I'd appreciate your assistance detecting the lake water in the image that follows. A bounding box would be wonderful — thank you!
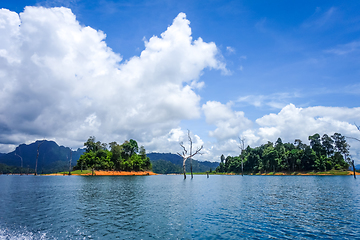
[0,175,359,239]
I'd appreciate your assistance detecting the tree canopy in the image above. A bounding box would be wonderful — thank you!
[216,133,351,174]
[74,137,151,172]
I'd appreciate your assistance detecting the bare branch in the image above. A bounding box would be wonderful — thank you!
[188,130,193,156]
[238,137,245,176]
[345,136,360,142]
[238,137,245,151]
[355,122,360,131]
[189,145,203,158]
[179,142,187,155]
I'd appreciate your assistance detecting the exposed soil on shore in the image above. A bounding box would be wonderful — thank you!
[87,170,157,176]
[45,170,156,176]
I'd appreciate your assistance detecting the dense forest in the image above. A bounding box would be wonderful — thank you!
[216,133,351,174]
[74,137,152,172]
[0,163,34,174]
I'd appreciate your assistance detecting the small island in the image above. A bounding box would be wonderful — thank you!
[71,137,153,176]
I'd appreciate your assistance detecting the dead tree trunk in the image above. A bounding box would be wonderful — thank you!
[68,149,72,175]
[189,134,193,179]
[182,157,188,179]
[15,151,23,175]
[238,137,245,176]
[352,160,356,179]
[345,133,359,178]
[35,141,45,176]
[177,130,203,180]
[190,159,193,179]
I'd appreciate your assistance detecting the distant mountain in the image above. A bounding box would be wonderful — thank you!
[151,159,182,174]
[0,142,219,174]
[148,153,219,174]
[0,140,85,174]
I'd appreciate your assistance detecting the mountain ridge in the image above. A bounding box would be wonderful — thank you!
[0,140,85,173]
[0,141,219,174]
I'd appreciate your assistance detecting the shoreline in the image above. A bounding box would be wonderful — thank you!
[46,170,157,176]
[1,170,358,176]
[210,170,360,176]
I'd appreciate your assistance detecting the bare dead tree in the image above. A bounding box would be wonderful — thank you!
[188,131,194,179]
[238,137,245,176]
[348,123,360,178]
[68,149,72,175]
[355,122,360,131]
[345,136,360,142]
[35,140,45,176]
[177,130,203,179]
[14,149,23,175]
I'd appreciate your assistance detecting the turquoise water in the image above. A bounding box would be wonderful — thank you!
[0,175,359,239]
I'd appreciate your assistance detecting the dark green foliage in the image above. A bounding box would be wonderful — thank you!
[0,163,34,174]
[151,159,182,174]
[216,133,350,174]
[74,137,151,172]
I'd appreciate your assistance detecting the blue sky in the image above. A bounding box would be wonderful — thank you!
[1,0,360,162]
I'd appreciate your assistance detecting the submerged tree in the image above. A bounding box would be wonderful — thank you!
[177,130,203,179]
[238,137,245,176]
[34,140,45,176]
[14,147,23,175]
[68,149,72,175]
[345,123,360,142]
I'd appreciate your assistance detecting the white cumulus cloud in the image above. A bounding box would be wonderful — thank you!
[0,7,226,152]
[201,103,360,163]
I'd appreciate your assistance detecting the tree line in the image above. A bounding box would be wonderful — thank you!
[74,136,152,172]
[216,133,351,174]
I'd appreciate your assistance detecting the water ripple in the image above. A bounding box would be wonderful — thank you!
[1,175,360,239]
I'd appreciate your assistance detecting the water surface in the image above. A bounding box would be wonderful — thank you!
[0,175,359,239]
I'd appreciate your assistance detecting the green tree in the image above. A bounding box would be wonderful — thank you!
[76,137,151,172]
[302,146,316,170]
[332,133,351,164]
[84,136,102,153]
[110,143,123,170]
[321,134,334,157]
[309,133,323,157]
[220,154,225,164]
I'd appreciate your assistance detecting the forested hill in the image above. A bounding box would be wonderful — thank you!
[0,140,85,173]
[148,153,219,174]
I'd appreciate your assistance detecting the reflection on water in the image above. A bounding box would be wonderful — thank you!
[0,175,359,239]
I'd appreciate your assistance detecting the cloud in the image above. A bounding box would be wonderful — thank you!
[201,103,360,163]
[237,92,300,109]
[0,7,226,152]
[226,46,235,54]
[202,101,252,141]
[302,7,337,29]
[253,104,360,160]
[325,41,360,55]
